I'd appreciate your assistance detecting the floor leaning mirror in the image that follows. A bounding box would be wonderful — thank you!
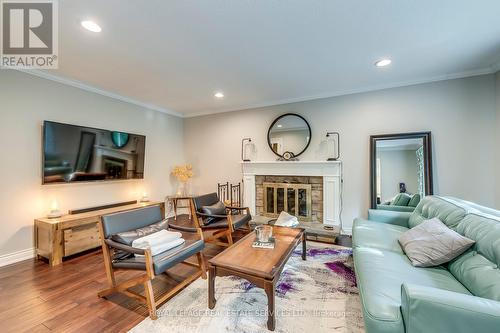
[370,132,433,211]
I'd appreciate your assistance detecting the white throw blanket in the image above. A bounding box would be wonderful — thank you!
[274,211,299,227]
[132,230,185,256]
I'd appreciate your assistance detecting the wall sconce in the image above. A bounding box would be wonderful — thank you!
[47,199,63,219]
[241,138,252,162]
[326,132,340,161]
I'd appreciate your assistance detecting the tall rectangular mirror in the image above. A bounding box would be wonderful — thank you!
[370,132,433,210]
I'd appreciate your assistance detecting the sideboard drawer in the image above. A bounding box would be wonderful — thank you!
[63,223,101,256]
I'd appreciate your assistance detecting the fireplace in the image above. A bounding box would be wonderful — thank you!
[102,156,128,179]
[242,161,342,229]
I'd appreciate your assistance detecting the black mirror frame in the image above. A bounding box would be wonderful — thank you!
[267,113,312,159]
[370,131,433,209]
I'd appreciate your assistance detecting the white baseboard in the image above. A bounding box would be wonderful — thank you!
[0,248,35,267]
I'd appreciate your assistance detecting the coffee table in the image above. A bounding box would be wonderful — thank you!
[208,226,306,331]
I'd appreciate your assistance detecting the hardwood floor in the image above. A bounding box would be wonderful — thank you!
[0,215,351,332]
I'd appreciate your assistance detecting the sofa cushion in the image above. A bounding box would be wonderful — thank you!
[354,247,472,333]
[398,218,475,267]
[408,193,421,207]
[392,193,411,206]
[449,212,500,301]
[352,218,407,253]
[408,196,467,229]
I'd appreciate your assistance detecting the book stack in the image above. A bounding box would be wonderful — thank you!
[252,237,275,249]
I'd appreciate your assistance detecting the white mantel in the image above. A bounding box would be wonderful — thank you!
[241,161,342,228]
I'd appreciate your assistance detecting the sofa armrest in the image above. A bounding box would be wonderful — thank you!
[367,209,411,227]
[401,283,500,333]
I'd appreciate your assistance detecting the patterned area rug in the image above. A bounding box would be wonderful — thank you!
[130,244,364,333]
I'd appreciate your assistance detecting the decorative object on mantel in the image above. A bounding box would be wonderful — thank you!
[240,137,252,161]
[267,113,311,161]
[47,199,63,219]
[171,164,193,196]
[326,131,340,161]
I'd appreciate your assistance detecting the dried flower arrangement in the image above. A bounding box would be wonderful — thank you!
[171,164,193,183]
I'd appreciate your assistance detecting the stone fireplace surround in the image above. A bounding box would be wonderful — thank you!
[241,161,342,228]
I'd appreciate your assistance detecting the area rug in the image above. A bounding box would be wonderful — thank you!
[129,244,364,333]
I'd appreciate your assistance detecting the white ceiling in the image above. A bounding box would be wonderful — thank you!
[36,0,500,117]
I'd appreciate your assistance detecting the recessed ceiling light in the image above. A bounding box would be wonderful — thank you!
[81,20,102,33]
[277,124,283,128]
[375,59,392,67]
[214,92,224,99]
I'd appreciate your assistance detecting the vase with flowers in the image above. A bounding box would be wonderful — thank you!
[171,164,193,196]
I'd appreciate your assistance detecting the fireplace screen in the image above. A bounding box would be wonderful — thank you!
[263,182,312,221]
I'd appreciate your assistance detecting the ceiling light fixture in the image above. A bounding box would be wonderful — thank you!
[277,124,283,128]
[81,20,102,33]
[214,92,224,99]
[375,58,392,67]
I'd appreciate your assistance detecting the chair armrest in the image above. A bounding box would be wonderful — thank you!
[104,239,145,255]
[367,209,411,227]
[225,205,249,210]
[401,283,500,333]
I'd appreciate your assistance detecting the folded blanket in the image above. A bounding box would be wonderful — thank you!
[274,211,299,227]
[131,229,182,249]
[134,237,186,257]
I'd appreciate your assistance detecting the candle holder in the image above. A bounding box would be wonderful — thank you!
[47,199,63,219]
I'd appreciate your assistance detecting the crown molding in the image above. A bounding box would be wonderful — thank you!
[184,66,497,118]
[15,65,498,119]
[16,69,183,118]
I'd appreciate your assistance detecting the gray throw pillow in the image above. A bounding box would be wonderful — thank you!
[398,217,475,267]
[200,201,226,225]
[111,219,169,245]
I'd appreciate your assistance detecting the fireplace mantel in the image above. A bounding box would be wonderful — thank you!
[241,161,342,228]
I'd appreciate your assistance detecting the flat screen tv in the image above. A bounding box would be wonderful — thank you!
[42,121,146,184]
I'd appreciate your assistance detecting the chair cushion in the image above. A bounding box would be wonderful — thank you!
[110,219,169,245]
[101,205,163,238]
[398,218,475,267]
[112,238,205,275]
[200,201,226,225]
[354,247,471,333]
[352,218,407,253]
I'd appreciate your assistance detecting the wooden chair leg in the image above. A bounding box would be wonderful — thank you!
[227,230,234,246]
[144,280,158,320]
[197,252,207,279]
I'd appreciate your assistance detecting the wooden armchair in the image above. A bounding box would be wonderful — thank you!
[97,205,206,320]
[190,192,251,247]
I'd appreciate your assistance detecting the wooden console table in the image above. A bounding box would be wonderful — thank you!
[34,201,165,266]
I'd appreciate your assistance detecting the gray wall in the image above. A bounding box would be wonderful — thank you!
[378,149,419,203]
[496,71,500,208]
[184,74,497,233]
[0,70,184,258]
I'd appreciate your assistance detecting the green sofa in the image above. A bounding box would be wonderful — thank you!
[352,195,500,333]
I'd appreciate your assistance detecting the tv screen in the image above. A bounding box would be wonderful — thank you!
[42,121,146,184]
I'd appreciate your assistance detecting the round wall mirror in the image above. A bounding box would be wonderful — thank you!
[267,113,311,159]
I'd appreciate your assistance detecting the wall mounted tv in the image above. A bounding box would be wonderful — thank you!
[42,121,146,184]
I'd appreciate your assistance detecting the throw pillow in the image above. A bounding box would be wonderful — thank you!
[408,193,421,207]
[200,201,226,225]
[398,217,475,267]
[392,193,411,206]
[111,219,169,245]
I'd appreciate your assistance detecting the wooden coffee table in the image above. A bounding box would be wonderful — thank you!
[208,226,306,331]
